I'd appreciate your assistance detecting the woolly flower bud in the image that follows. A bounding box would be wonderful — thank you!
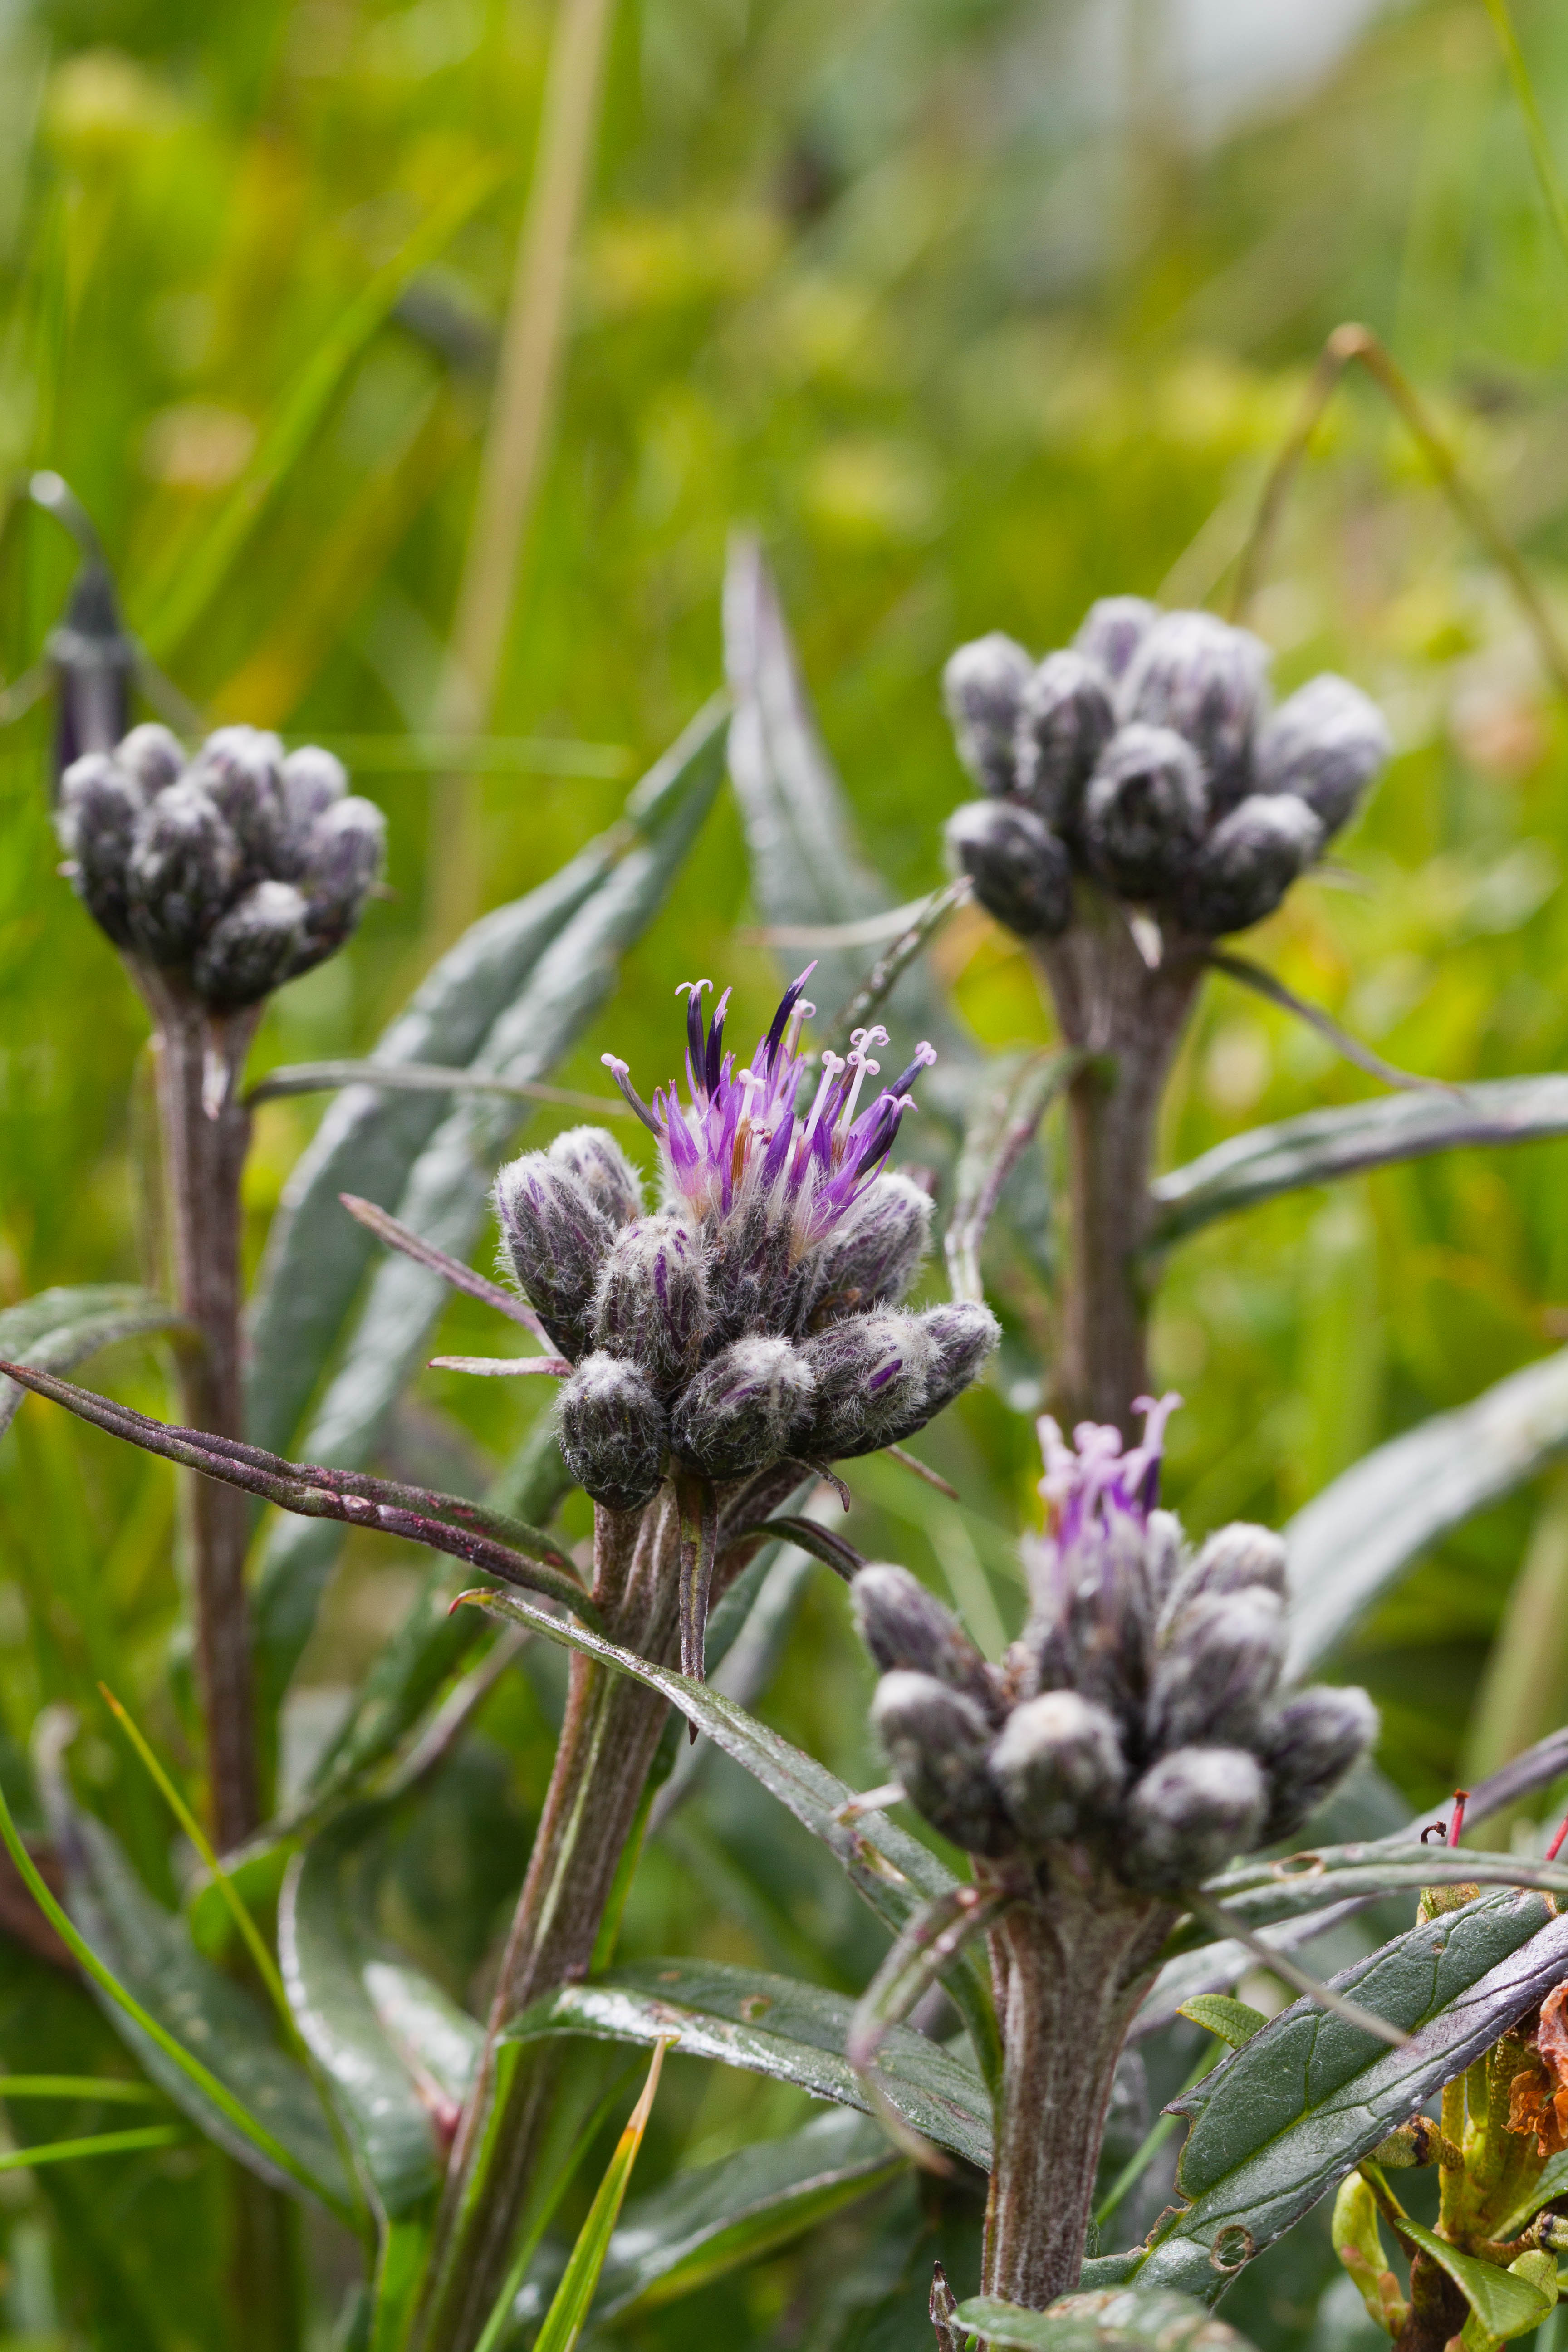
[1122,1745,1267,1890]
[125,783,241,965]
[871,1671,1015,1857]
[1256,674,1391,840]
[943,632,1032,797]
[1073,595,1158,683]
[115,724,183,797]
[592,1214,707,1395]
[669,1334,815,1482]
[851,1565,999,1718]
[1083,725,1207,902]
[279,744,348,833]
[1014,651,1116,833]
[548,1127,644,1228]
[294,797,387,963]
[946,800,1073,939]
[1257,1685,1379,1844]
[1148,1587,1285,1752]
[494,1153,616,1362]
[1164,1523,1288,1618]
[911,1302,1000,1426]
[188,725,286,880]
[55,753,142,947]
[1124,611,1269,805]
[191,879,308,1010]
[807,1172,932,1321]
[558,1351,667,1514]
[795,1310,934,1462]
[991,1690,1126,1844]
[1175,794,1322,938]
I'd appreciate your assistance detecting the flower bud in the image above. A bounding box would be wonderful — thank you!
[494,1153,617,1361]
[125,784,241,965]
[591,1214,707,1395]
[797,1310,935,1461]
[1255,675,1390,840]
[279,744,348,834]
[55,753,142,948]
[546,1127,644,1228]
[851,1565,1000,1718]
[991,1689,1126,1843]
[870,1671,1015,1857]
[669,1333,815,1482]
[188,725,286,880]
[1082,725,1207,902]
[1256,1685,1378,1843]
[191,879,309,1009]
[1123,611,1269,804]
[114,724,183,797]
[1122,1744,1267,1889]
[294,796,387,963]
[1073,595,1158,683]
[1169,1523,1288,1610]
[1149,1587,1285,1751]
[1143,1509,1186,1603]
[1014,651,1117,835]
[1174,794,1322,937]
[946,799,1073,939]
[943,633,1033,796]
[807,1172,932,1320]
[558,1350,667,1513]
[904,1302,1000,1430]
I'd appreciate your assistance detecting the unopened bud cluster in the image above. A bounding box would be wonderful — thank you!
[856,1400,1375,1890]
[943,599,1390,941]
[493,973,997,1514]
[55,723,385,1010]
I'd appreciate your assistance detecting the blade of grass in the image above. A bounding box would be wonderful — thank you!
[0,2124,189,2170]
[470,2063,642,2352]
[0,2076,164,2102]
[1481,0,1568,271]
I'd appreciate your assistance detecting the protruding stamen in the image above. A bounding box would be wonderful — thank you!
[837,1048,880,1134]
[601,1053,661,1134]
[762,963,818,1068]
[1449,1788,1468,1847]
[1548,1817,1568,1863]
[803,1051,845,1143]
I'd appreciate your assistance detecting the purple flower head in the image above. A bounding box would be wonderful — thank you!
[602,966,937,1258]
[1036,1392,1183,1562]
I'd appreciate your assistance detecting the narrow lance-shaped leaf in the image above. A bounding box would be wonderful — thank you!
[846,1883,1009,2167]
[945,1049,1079,1302]
[526,2038,670,2352]
[0,1287,190,1442]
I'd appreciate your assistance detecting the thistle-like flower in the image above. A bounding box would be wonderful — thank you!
[856,1397,1375,1889]
[54,722,385,1009]
[492,969,998,1569]
[942,600,1391,942]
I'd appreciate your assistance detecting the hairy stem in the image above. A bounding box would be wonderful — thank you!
[980,1878,1173,2307]
[1032,895,1202,1437]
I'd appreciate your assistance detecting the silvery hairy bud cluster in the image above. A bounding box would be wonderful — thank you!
[54,723,385,1010]
[856,1399,1376,1888]
[492,970,999,1516]
[942,598,1390,941]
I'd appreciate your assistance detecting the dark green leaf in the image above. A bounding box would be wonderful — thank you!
[359,1959,481,2112]
[1174,1997,1269,2048]
[956,2287,1259,2350]
[505,1957,991,2170]
[0,1286,188,1441]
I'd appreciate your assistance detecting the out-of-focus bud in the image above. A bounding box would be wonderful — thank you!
[188,726,286,881]
[592,1214,708,1395]
[871,1671,1016,1857]
[1082,725,1207,902]
[669,1334,815,1481]
[1143,1510,1186,1604]
[115,724,183,797]
[1255,675,1390,840]
[851,1565,1000,1718]
[192,879,308,1009]
[946,800,1073,939]
[991,1689,1126,1843]
[1122,1744,1267,1888]
[808,1172,932,1320]
[55,753,142,948]
[558,1350,667,1513]
[1123,612,1269,805]
[1159,1524,1288,1628]
[1073,596,1158,683]
[46,560,136,775]
[494,1153,616,1362]
[906,1302,1000,1429]
[943,633,1033,796]
[1175,794,1322,937]
[1148,1588,1285,1751]
[796,1310,933,1460]
[294,797,387,963]
[547,1127,645,1229]
[279,744,348,834]
[1014,651,1116,833]
[125,783,241,965]
[1256,1685,1378,1843]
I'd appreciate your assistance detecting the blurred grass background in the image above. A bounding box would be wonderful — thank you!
[5,0,1568,2340]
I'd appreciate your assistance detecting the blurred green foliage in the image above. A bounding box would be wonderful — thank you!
[6,0,1568,2340]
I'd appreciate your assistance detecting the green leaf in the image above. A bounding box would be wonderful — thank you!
[1392,2213,1553,2341]
[250,700,726,1707]
[1149,1076,1568,1247]
[1133,1888,1568,2301]
[591,2104,900,2318]
[360,1959,482,2112]
[526,2038,669,2352]
[1495,2146,1568,2244]
[1285,1344,1568,1674]
[0,1286,187,1441]
[1190,1842,1568,1931]
[504,1957,991,2171]
[0,2123,189,2171]
[956,2288,1259,2350]
[1174,1996,1269,2048]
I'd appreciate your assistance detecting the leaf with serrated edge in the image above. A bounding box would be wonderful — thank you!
[1133,1888,1568,2301]
[0,1287,187,1441]
[956,2288,1259,2350]
[504,1958,990,2171]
